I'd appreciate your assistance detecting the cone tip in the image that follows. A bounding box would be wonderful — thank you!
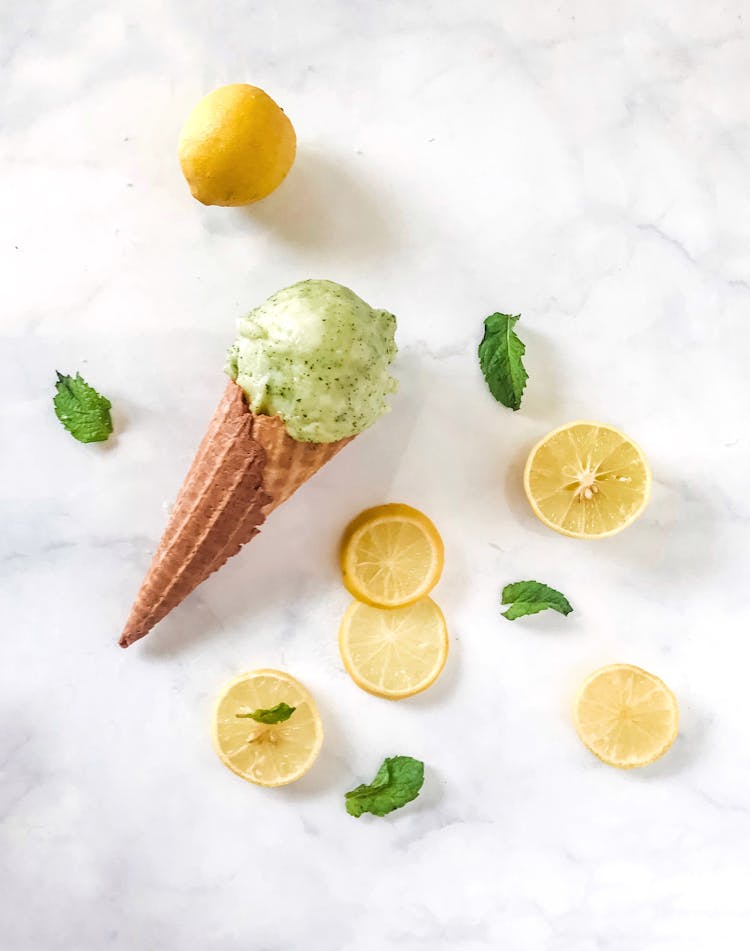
[119,626,144,649]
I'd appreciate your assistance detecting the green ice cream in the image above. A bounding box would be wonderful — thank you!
[227,280,398,443]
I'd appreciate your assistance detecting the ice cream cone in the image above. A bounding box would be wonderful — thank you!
[119,381,351,648]
[249,409,352,514]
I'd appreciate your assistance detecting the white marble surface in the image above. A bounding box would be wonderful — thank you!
[2,1,750,948]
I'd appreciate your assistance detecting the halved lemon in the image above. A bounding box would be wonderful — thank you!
[211,669,323,786]
[340,503,444,608]
[524,421,651,539]
[339,597,449,700]
[573,663,679,769]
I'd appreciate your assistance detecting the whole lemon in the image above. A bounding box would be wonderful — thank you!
[178,84,296,206]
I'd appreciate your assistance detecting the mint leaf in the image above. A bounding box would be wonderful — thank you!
[345,755,424,818]
[478,313,528,410]
[53,372,113,443]
[235,702,295,724]
[501,581,573,620]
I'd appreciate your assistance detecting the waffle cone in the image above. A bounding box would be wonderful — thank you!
[120,381,352,648]
[249,411,352,514]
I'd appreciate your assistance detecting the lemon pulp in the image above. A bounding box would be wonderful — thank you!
[340,503,444,608]
[573,663,679,768]
[339,597,448,700]
[524,421,651,538]
[212,669,323,786]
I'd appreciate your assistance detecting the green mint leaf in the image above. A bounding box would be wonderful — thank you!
[235,702,296,724]
[345,755,424,818]
[501,580,573,620]
[478,313,528,411]
[53,372,113,443]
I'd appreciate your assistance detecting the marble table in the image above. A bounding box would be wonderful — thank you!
[2,2,749,948]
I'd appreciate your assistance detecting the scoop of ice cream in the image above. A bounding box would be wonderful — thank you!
[227,280,398,443]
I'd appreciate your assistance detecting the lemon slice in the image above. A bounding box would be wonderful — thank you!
[524,421,651,539]
[340,503,444,608]
[211,669,323,786]
[573,664,679,768]
[339,597,448,700]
